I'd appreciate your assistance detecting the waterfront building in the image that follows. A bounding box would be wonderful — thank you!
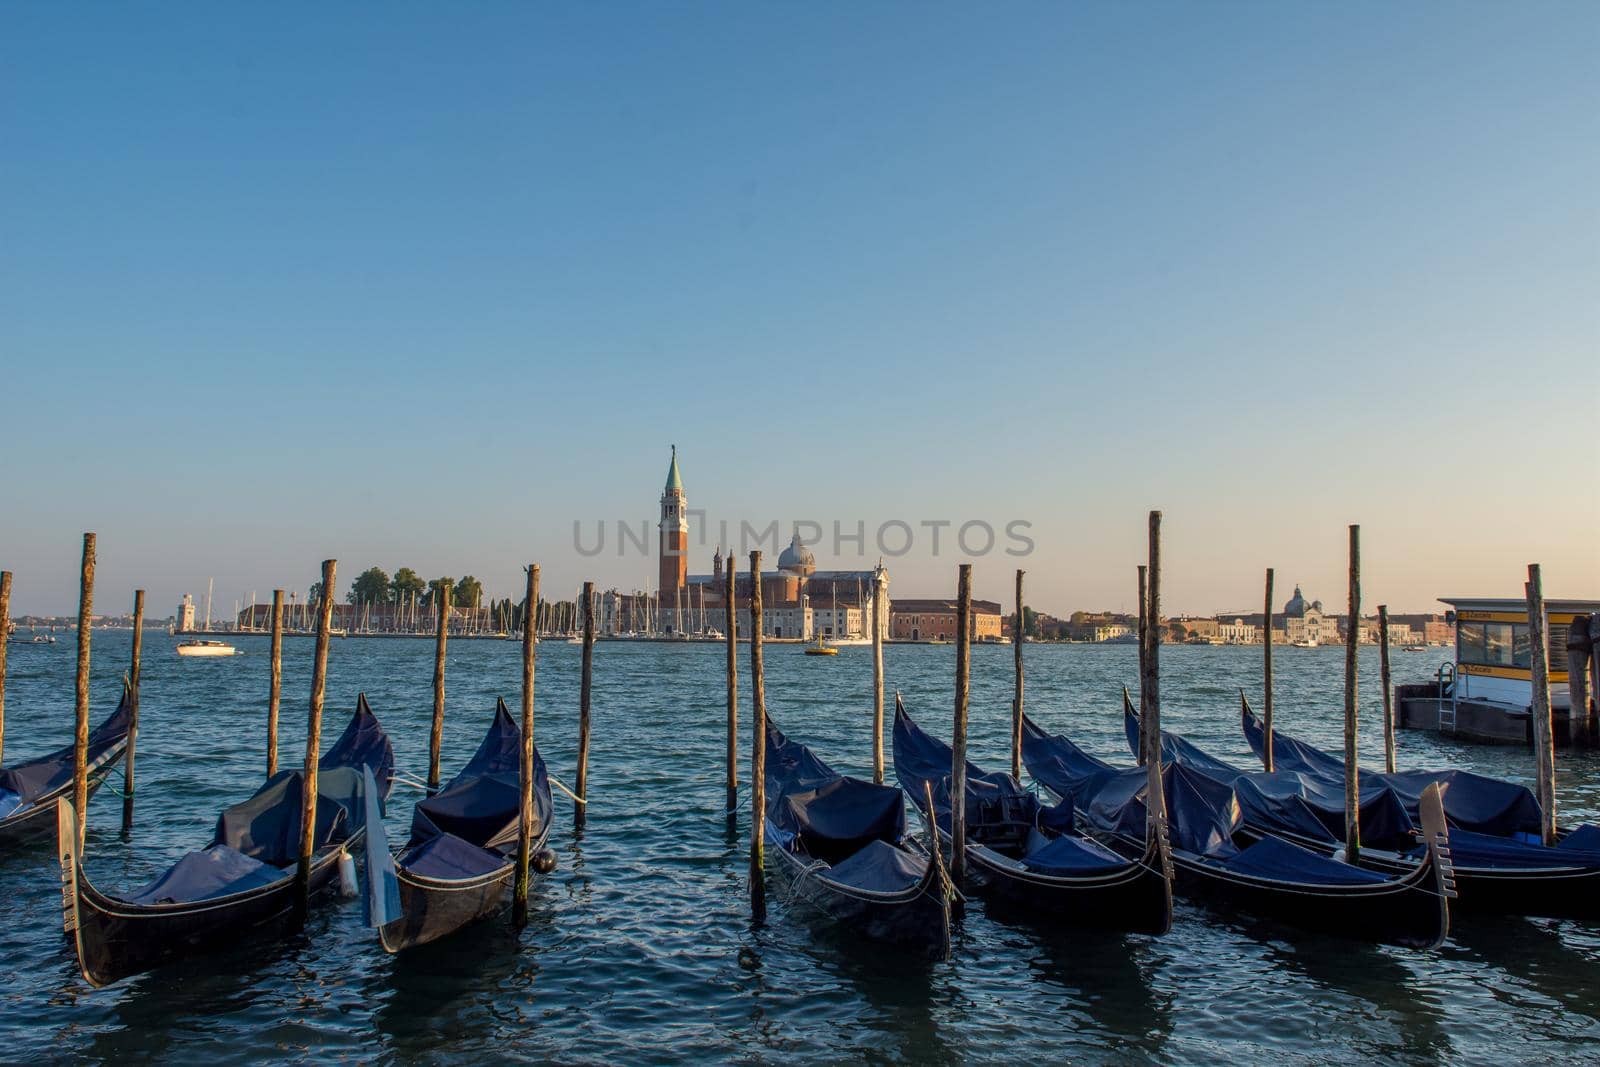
[1063,611,1137,642]
[890,598,1004,642]
[176,594,196,634]
[1217,617,1259,644]
[650,448,889,638]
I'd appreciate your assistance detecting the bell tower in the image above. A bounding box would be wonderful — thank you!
[659,445,688,632]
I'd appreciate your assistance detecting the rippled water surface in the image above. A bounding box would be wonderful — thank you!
[3,633,1599,1064]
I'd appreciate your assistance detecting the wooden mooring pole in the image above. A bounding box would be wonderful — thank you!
[1379,604,1396,774]
[1142,513,1167,839]
[294,559,336,924]
[120,589,144,833]
[749,551,767,922]
[267,590,284,777]
[0,570,10,765]
[428,580,452,793]
[1262,568,1275,772]
[952,564,971,885]
[1136,564,1148,765]
[724,556,738,818]
[1565,615,1593,749]
[513,564,539,928]
[1011,568,1024,781]
[73,534,95,849]
[1526,564,1557,846]
[1343,527,1361,865]
[871,568,886,785]
[575,580,595,831]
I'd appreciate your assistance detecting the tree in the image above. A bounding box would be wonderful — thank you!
[349,566,392,606]
[391,567,426,604]
[1168,621,1189,643]
[425,577,455,608]
[1021,606,1040,638]
[308,580,325,605]
[454,575,483,610]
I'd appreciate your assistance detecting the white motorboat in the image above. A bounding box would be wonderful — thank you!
[176,639,238,658]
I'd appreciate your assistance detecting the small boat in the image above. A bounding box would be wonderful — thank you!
[1239,698,1600,918]
[892,697,1171,933]
[1402,645,1428,653]
[365,698,553,952]
[1021,711,1454,948]
[58,696,395,988]
[803,635,838,656]
[1,682,133,847]
[176,639,237,658]
[764,720,952,952]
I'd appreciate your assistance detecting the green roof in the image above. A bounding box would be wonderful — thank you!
[665,446,683,492]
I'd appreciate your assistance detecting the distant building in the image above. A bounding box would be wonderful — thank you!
[176,594,196,634]
[891,599,1003,641]
[1217,617,1259,644]
[1063,611,1137,642]
[645,449,890,639]
[1389,613,1454,645]
[1172,617,1219,642]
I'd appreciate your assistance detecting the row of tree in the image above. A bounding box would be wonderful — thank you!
[340,566,486,610]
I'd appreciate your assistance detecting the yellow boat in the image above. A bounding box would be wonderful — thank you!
[804,635,838,656]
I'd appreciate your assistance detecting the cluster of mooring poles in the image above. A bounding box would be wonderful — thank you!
[6,537,602,941]
[730,532,1136,919]
[723,510,1577,940]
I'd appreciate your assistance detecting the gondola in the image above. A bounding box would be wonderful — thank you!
[1237,697,1600,918]
[57,694,395,988]
[764,719,952,953]
[364,698,553,952]
[1021,711,1455,949]
[0,680,133,848]
[891,697,1171,934]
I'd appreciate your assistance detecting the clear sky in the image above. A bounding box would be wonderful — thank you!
[2,3,1596,618]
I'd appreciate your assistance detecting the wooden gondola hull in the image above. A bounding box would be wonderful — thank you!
[963,835,1172,936]
[1165,847,1448,949]
[58,802,354,989]
[378,864,515,953]
[766,840,950,955]
[1356,853,1600,920]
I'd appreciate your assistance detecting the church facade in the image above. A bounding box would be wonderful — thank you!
[647,448,889,640]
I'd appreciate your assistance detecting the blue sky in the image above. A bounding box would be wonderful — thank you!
[2,3,1596,617]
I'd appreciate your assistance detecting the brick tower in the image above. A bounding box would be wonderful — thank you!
[659,445,688,633]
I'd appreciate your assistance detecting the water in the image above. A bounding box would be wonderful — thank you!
[4,633,1600,1064]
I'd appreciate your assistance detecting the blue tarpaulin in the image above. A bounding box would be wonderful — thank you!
[399,699,549,881]
[1241,703,1545,838]
[0,683,133,805]
[1125,703,1414,848]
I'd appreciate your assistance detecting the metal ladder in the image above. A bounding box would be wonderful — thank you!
[1436,662,1457,734]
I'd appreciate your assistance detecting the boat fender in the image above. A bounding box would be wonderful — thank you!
[1332,847,1347,865]
[337,848,359,897]
[534,849,558,875]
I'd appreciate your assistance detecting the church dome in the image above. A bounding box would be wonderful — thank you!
[1284,586,1308,618]
[777,532,816,575]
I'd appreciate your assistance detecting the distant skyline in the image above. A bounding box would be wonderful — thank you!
[3,5,1596,616]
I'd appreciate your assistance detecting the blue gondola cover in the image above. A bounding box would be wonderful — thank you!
[0,685,133,806]
[1242,704,1544,838]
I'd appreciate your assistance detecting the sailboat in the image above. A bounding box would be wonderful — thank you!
[830,576,873,646]
[178,577,237,655]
